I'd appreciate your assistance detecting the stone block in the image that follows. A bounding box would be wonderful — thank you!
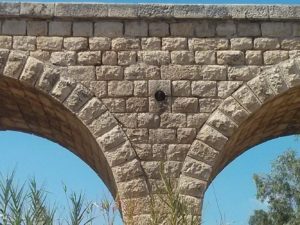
[171,51,194,65]
[13,36,36,51]
[2,20,26,35]
[73,22,93,37]
[89,37,111,50]
[263,50,289,65]
[231,38,253,50]
[64,37,88,51]
[137,113,160,128]
[189,38,229,50]
[118,51,136,65]
[149,129,176,144]
[112,38,140,50]
[160,113,186,128]
[77,51,101,65]
[191,81,217,97]
[126,97,148,112]
[37,37,63,51]
[162,38,187,50]
[125,21,148,37]
[95,21,123,37]
[172,80,191,96]
[49,21,71,36]
[216,21,236,37]
[195,51,216,64]
[187,113,209,128]
[96,65,123,80]
[50,51,76,66]
[254,38,280,50]
[149,22,169,37]
[172,97,198,113]
[261,22,292,37]
[108,81,133,97]
[102,51,117,65]
[177,128,197,144]
[68,66,95,81]
[170,22,194,37]
[245,50,263,65]
[195,20,215,37]
[237,22,261,36]
[141,37,161,50]
[138,51,170,65]
[217,51,245,65]
[0,36,12,49]
[134,81,148,96]
[27,21,47,36]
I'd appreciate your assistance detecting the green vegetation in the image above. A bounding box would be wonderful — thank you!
[249,150,300,225]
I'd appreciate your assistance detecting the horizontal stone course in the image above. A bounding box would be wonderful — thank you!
[0,3,299,20]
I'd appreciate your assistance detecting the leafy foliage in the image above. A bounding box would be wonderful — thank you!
[249,150,300,225]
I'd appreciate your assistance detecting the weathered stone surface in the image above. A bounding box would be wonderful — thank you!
[64,84,93,112]
[149,22,169,37]
[64,37,88,51]
[182,157,212,181]
[207,110,237,137]
[95,21,123,37]
[188,140,219,165]
[19,57,44,86]
[49,21,71,36]
[89,37,111,50]
[50,51,76,66]
[191,81,217,97]
[189,38,229,51]
[217,51,245,65]
[96,66,123,80]
[13,36,36,51]
[195,51,215,64]
[172,97,198,113]
[4,50,28,79]
[68,66,95,81]
[3,20,26,35]
[27,21,47,36]
[73,22,93,37]
[37,37,63,50]
[108,81,133,96]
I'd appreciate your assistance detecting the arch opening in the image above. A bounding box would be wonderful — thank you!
[0,75,117,198]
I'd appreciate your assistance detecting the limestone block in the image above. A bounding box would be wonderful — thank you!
[247,75,275,103]
[141,37,161,50]
[207,110,237,137]
[118,51,136,65]
[188,140,219,165]
[237,22,261,36]
[263,50,289,65]
[196,124,228,151]
[245,50,263,65]
[178,175,206,198]
[293,23,300,36]
[148,80,171,95]
[36,66,63,93]
[20,2,53,16]
[30,51,50,62]
[218,96,249,125]
[138,51,170,65]
[105,141,136,167]
[55,3,108,18]
[51,78,76,102]
[68,66,95,81]
[172,80,191,96]
[217,81,243,98]
[125,64,160,80]
[172,97,198,113]
[160,113,186,128]
[117,178,148,198]
[96,66,123,80]
[102,51,117,65]
[89,37,111,50]
[27,21,47,36]
[177,128,197,144]
[254,38,280,50]
[216,21,236,37]
[199,99,222,113]
[102,98,125,112]
[195,51,215,64]
[64,84,93,112]
[228,66,259,81]
[171,51,194,65]
[202,65,227,80]
[0,36,12,49]
[162,37,187,50]
[2,20,26,35]
[261,22,292,37]
[195,21,215,37]
[19,57,44,86]
[149,22,169,37]
[77,51,101,65]
[114,113,137,128]
[112,38,140,50]
[231,38,253,50]
[3,50,28,79]
[49,21,71,36]
[232,85,261,113]
[89,111,118,136]
[97,126,127,151]
[125,128,148,143]
[134,80,148,96]
[189,38,229,51]
[149,129,176,144]
[191,81,217,97]
[281,38,300,50]
[50,51,76,66]
[78,97,106,124]
[187,113,209,128]
[37,37,63,50]
[167,144,190,161]
[13,36,36,51]
[141,161,161,179]
[95,21,123,37]
[86,81,107,98]
[161,65,201,80]
[108,81,133,97]
[64,37,88,51]
[108,4,138,18]
[125,21,148,37]
[73,22,93,37]
[0,49,9,73]
[217,51,245,65]
[126,97,148,112]
[170,22,194,37]
[134,144,152,160]
[112,159,143,182]
[182,157,212,181]
[137,113,160,128]
[164,161,182,178]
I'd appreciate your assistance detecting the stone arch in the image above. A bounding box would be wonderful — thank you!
[0,49,150,221]
[178,57,300,214]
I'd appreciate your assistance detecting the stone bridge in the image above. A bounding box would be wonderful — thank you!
[1,2,300,223]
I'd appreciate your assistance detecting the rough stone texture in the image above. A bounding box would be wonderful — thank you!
[2,3,300,223]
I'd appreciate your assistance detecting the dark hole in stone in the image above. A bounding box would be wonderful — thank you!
[155,90,166,101]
